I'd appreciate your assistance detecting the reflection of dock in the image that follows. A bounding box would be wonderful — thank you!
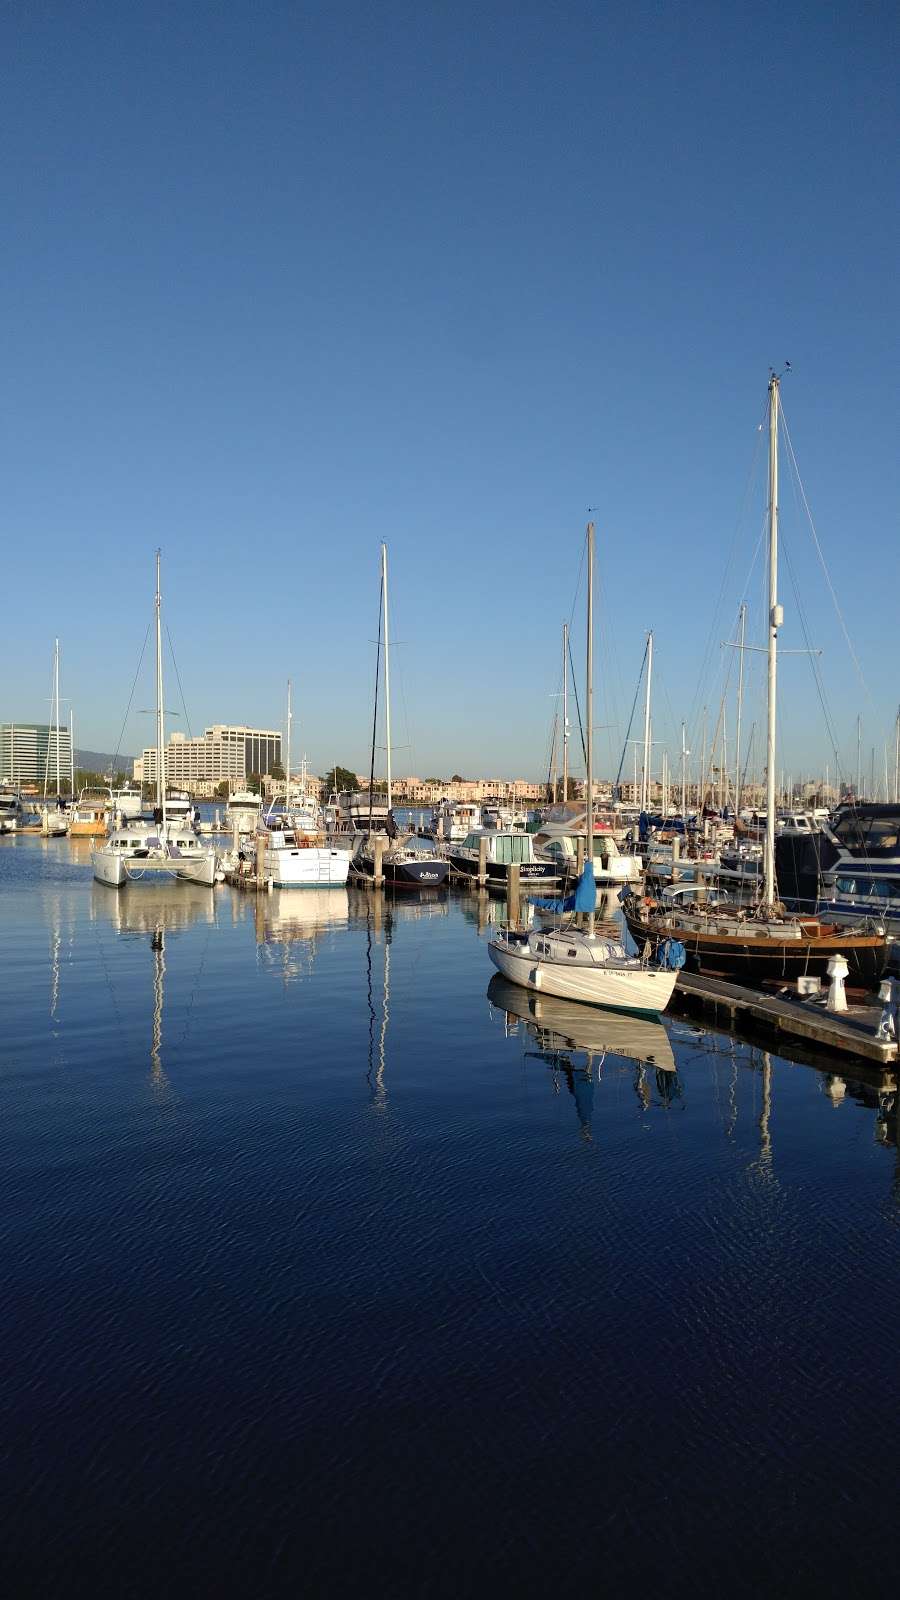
[674,970,898,1067]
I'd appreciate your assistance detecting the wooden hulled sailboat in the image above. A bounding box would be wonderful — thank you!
[622,374,888,988]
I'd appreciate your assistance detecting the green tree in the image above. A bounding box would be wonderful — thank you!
[246,772,262,794]
[322,765,359,793]
[214,780,230,799]
[269,762,285,781]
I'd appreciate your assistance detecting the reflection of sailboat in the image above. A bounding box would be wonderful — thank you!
[488,974,676,1072]
[90,878,216,936]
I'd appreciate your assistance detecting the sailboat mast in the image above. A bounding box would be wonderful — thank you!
[641,630,653,812]
[286,678,292,808]
[69,709,75,798]
[894,705,900,805]
[586,522,595,938]
[764,375,781,907]
[734,603,746,817]
[155,549,167,826]
[562,621,569,803]
[681,721,687,818]
[381,543,392,811]
[54,640,61,796]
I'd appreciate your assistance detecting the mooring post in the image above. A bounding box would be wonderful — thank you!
[373,834,385,888]
[576,836,585,875]
[508,862,521,928]
[477,834,488,887]
[255,830,266,889]
[232,817,240,855]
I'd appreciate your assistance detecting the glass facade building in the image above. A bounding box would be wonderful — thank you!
[0,723,73,788]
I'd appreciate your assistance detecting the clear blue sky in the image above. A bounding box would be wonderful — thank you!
[2,1,897,788]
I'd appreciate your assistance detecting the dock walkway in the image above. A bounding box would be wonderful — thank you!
[673,970,898,1065]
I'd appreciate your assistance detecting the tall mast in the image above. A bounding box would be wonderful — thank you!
[894,705,900,805]
[641,630,653,811]
[764,374,782,908]
[381,543,392,811]
[69,709,75,797]
[155,549,167,826]
[54,640,61,796]
[700,705,707,812]
[681,721,687,818]
[586,521,595,937]
[856,713,861,799]
[562,621,569,803]
[285,678,292,808]
[734,603,746,817]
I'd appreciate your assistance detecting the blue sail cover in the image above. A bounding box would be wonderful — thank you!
[531,860,598,915]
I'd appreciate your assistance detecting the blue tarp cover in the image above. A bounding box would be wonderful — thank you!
[531,860,597,915]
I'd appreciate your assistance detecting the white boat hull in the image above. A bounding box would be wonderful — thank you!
[488,936,677,1014]
[93,846,218,889]
[265,845,352,887]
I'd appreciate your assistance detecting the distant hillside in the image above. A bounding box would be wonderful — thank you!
[75,749,134,774]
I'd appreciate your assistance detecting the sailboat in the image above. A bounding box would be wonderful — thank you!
[40,639,69,834]
[92,552,217,889]
[353,545,450,889]
[622,374,888,987]
[488,522,680,1015]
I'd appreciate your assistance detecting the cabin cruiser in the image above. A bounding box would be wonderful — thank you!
[69,786,112,837]
[109,786,143,823]
[225,788,261,836]
[256,814,351,888]
[449,828,561,887]
[0,790,25,833]
[352,823,450,888]
[531,802,642,884]
[431,799,482,842]
[775,803,900,932]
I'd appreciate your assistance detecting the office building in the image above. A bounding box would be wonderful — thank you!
[135,724,281,794]
[0,723,73,789]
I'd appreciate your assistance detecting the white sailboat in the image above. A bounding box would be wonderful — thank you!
[93,552,217,889]
[488,521,679,1015]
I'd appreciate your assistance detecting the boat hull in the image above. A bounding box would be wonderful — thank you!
[265,846,351,888]
[487,936,677,1014]
[448,853,560,886]
[623,908,887,987]
[383,858,449,888]
[93,846,218,889]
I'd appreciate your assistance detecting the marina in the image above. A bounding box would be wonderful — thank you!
[2,828,899,1596]
[3,5,898,1593]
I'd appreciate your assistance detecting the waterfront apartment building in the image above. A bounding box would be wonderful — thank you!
[0,723,73,789]
[135,725,281,796]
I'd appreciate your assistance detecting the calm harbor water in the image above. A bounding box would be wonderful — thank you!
[2,834,898,1596]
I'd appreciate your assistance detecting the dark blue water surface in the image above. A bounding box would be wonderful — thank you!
[1,836,898,1597]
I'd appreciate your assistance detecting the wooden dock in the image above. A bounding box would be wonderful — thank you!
[673,970,898,1065]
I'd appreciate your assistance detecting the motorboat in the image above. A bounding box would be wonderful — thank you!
[69,786,112,837]
[431,799,482,842]
[0,790,25,833]
[449,828,561,887]
[258,816,351,887]
[774,803,900,933]
[531,802,642,883]
[225,788,261,836]
[109,786,143,823]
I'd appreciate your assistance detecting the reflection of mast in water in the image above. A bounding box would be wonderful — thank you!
[150,929,167,1086]
[366,902,393,1109]
[48,895,62,1023]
